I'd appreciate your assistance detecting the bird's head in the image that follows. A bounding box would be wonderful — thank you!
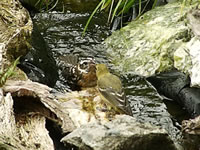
[96,64,109,78]
[78,57,96,73]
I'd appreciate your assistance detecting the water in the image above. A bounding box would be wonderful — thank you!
[31,11,110,91]
[122,74,181,140]
[20,1,185,146]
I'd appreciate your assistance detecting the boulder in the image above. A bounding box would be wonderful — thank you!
[105,2,200,88]
[105,2,191,77]
[62,115,178,150]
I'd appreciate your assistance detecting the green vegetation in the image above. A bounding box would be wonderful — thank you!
[83,0,158,36]
[0,57,20,87]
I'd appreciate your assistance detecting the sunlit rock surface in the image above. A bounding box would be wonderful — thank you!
[62,115,178,150]
[105,3,200,87]
[105,2,191,77]
[175,9,200,87]
[55,87,127,128]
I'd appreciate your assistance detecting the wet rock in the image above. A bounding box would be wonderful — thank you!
[105,2,191,77]
[147,70,200,117]
[55,87,129,128]
[62,115,178,150]
[18,23,58,87]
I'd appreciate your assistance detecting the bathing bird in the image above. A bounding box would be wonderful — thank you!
[96,64,132,115]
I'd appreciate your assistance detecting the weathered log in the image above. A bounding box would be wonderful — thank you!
[0,80,77,149]
[3,80,75,133]
[0,88,54,150]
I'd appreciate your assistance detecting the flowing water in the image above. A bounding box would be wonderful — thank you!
[19,1,189,146]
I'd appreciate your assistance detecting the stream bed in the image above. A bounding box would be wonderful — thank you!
[19,1,189,147]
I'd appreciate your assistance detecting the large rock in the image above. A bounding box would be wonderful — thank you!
[105,2,200,88]
[174,8,200,87]
[62,115,178,150]
[105,2,191,77]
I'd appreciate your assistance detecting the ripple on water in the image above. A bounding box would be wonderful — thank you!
[122,74,181,141]
[31,10,181,142]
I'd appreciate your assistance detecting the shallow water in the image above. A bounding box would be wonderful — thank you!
[31,11,110,90]
[20,1,187,145]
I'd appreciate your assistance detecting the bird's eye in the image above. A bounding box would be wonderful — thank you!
[78,57,95,73]
[80,61,89,69]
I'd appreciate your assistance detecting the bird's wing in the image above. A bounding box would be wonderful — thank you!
[98,74,132,115]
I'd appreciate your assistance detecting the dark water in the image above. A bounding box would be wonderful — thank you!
[19,1,188,147]
[31,11,110,91]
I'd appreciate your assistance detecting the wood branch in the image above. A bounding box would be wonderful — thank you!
[3,80,75,133]
[0,80,78,149]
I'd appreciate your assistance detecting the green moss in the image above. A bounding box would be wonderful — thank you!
[105,2,192,77]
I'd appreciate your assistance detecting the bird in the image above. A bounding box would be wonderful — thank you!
[77,58,97,88]
[96,64,132,116]
[59,55,97,90]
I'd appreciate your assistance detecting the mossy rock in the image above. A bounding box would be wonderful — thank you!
[105,2,192,77]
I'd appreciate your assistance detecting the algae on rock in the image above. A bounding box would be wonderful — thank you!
[105,2,191,77]
[0,0,32,62]
[0,0,32,82]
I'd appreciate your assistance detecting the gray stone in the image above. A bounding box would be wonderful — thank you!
[62,115,178,150]
[105,2,200,87]
[174,8,200,87]
[105,2,191,77]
